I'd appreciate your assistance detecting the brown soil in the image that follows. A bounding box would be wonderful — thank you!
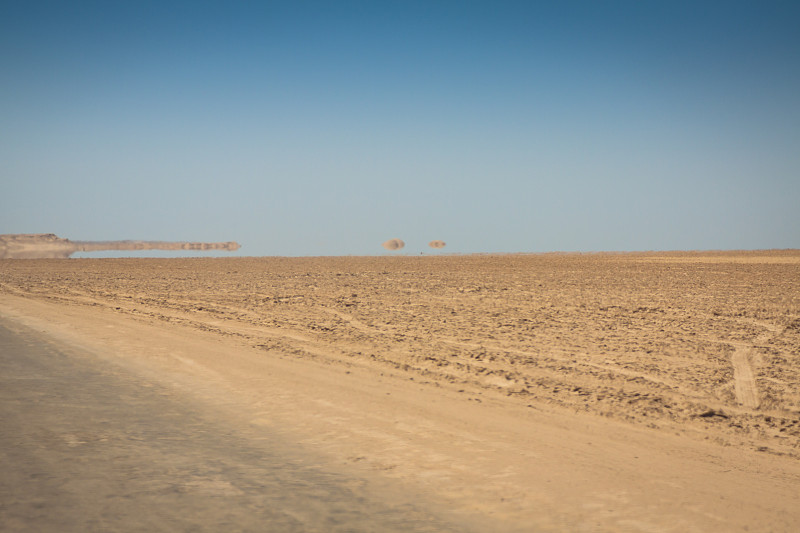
[2,251,798,456]
[1,250,799,530]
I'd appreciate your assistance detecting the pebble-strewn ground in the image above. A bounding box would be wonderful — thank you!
[2,251,799,456]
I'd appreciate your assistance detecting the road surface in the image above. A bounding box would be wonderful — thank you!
[0,318,466,532]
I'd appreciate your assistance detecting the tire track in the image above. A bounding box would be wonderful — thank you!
[726,318,786,410]
[731,345,760,409]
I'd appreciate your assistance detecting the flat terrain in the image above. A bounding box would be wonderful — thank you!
[0,318,463,532]
[1,251,799,531]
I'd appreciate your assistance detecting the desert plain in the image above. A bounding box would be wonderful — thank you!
[1,250,799,531]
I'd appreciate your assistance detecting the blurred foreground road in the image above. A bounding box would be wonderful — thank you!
[0,318,461,533]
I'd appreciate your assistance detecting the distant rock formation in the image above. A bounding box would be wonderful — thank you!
[428,240,446,249]
[0,234,241,259]
[382,238,405,251]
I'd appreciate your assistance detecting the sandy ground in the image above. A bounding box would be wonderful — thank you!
[1,251,799,531]
[0,318,470,532]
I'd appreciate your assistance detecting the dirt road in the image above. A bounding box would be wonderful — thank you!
[1,284,799,531]
[0,318,467,532]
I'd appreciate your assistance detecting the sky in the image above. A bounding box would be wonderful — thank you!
[1,1,799,256]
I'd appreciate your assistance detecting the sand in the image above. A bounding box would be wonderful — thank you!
[1,251,799,531]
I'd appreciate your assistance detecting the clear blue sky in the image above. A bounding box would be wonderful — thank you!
[2,1,798,256]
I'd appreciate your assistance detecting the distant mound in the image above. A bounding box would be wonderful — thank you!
[382,239,405,251]
[428,240,446,249]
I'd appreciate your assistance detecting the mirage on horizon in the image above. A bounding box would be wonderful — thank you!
[0,234,241,259]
